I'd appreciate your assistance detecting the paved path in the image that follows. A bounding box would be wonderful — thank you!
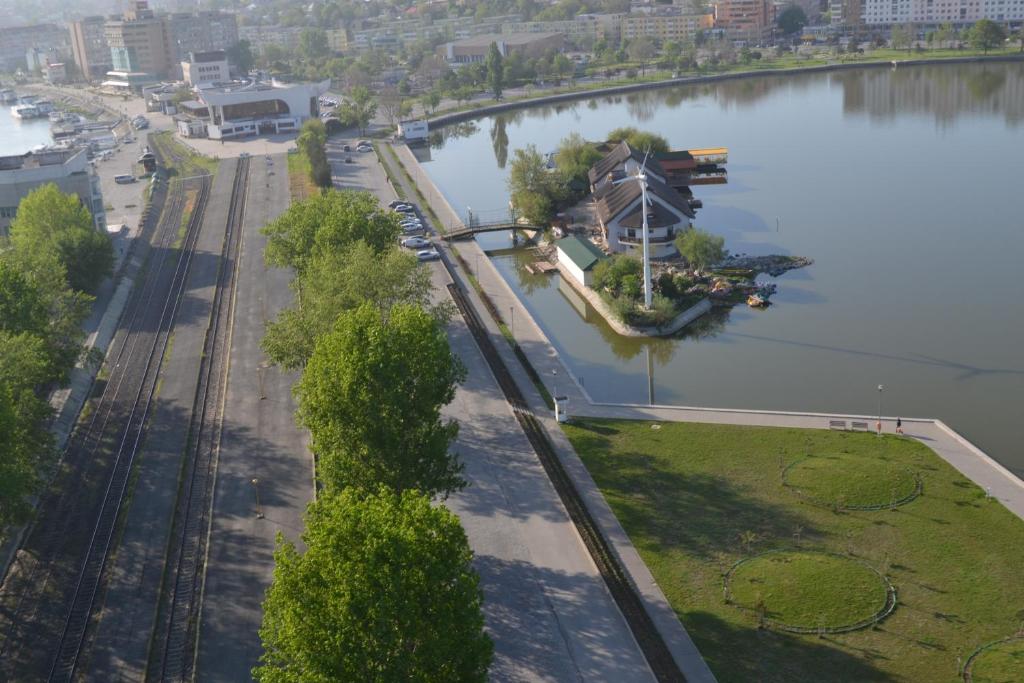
[197,154,312,682]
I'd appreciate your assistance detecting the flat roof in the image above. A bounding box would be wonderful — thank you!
[449,32,563,48]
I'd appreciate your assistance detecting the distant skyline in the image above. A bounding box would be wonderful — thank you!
[0,0,208,29]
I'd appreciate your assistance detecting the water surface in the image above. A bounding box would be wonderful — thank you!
[422,62,1024,474]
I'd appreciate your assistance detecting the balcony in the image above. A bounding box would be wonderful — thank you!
[618,228,677,245]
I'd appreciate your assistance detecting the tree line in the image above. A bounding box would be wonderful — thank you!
[254,189,492,680]
[0,184,114,527]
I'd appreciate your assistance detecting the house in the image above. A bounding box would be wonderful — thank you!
[556,235,607,287]
[594,169,694,259]
[588,140,669,194]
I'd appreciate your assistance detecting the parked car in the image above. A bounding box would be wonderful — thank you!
[402,225,425,235]
[343,144,351,152]
[357,140,371,147]
[400,220,422,229]
[114,174,136,184]
[401,236,430,249]
[345,156,353,163]
[356,145,373,153]
[416,249,441,262]
[388,200,407,209]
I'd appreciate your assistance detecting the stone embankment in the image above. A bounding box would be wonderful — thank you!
[720,254,814,277]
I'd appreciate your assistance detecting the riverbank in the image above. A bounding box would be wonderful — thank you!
[427,52,1024,129]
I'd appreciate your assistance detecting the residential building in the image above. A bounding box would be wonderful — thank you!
[70,16,113,81]
[829,0,863,29]
[437,32,566,64]
[105,1,176,80]
[327,29,350,52]
[713,0,777,41]
[860,0,1024,25]
[166,10,239,64]
[191,77,330,139]
[557,235,607,287]
[0,148,106,236]
[622,13,715,42]
[44,63,68,84]
[503,14,623,43]
[0,23,67,72]
[351,14,521,51]
[238,25,305,55]
[181,50,230,87]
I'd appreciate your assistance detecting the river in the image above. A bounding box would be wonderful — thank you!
[420,61,1024,475]
[0,104,54,155]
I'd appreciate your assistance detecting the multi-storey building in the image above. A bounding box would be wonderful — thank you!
[713,0,777,41]
[860,0,1024,25]
[181,50,230,86]
[351,14,521,51]
[70,16,113,81]
[238,25,305,55]
[622,13,715,42]
[105,1,176,79]
[0,23,67,72]
[0,148,106,236]
[436,32,566,64]
[503,14,623,43]
[166,10,239,63]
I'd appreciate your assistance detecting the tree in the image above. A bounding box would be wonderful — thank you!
[378,87,406,126]
[296,119,331,188]
[606,126,670,154]
[674,227,726,271]
[297,304,466,497]
[486,42,504,99]
[968,19,1007,54]
[890,23,913,52]
[420,89,442,115]
[507,145,563,225]
[227,39,255,74]
[552,53,574,83]
[592,254,642,297]
[298,28,328,60]
[262,243,437,370]
[934,22,956,48]
[554,132,602,187]
[9,184,113,294]
[777,4,808,36]
[255,488,492,682]
[340,85,376,136]
[263,190,401,275]
[627,36,657,75]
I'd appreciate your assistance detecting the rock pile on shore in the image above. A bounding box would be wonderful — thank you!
[720,254,813,277]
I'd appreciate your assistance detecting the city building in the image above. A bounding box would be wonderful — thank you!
[713,0,777,41]
[860,0,1024,25]
[351,14,520,51]
[0,148,106,236]
[166,11,239,65]
[503,14,623,43]
[44,63,68,84]
[622,13,715,42]
[556,235,607,287]
[437,32,566,64]
[326,29,350,52]
[188,77,330,139]
[181,50,230,87]
[104,1,176,80]
[70,16,113,81]
[397,119,429,142]
[0,23,67,72]
[238,25,305,55]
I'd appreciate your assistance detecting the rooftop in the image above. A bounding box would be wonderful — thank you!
[0,148,84,171]
[595,172,695,225]
[588,141,667,185]
[557,235,607,272]
[447,31,564,48]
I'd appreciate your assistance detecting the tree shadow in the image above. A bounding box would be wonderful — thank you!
[684,610,897,682]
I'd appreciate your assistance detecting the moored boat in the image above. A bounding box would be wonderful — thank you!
[11,104,41,119]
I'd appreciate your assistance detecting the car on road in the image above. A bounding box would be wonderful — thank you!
[114,174,136,184]
[356,145,373,153]
[357,140,371,147]
[343,144,351,152]
[416,249,441,262]
[401,236,430,249]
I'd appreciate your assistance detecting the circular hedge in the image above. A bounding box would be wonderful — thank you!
[724,550,896,633]
[963,636,1024,682]
[783,453,921,510]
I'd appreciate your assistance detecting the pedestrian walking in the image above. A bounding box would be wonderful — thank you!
[896,417,903,435]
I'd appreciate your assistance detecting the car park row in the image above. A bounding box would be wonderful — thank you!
[388,200,439,262]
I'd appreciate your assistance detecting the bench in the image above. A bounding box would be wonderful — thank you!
[829,420,847,430]
[850,421,870,431]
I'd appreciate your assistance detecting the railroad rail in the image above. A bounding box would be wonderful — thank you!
[148,157,251,682]
[44,149,213,682]
[445,282,686,683]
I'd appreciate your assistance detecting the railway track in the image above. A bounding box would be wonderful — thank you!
[148,157,250,682]
[0,137,214,680]
[445,282,686,683]
[43,149,214,683]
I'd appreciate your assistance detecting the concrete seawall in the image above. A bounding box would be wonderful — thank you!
[428,54,1024,129]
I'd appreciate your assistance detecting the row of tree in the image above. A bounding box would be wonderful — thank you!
[254,190,492,680]
[0,184,114,527]
[295,119,332,189]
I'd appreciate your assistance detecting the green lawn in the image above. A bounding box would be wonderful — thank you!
[562,419,1024,682]
[783,452,920,509]
[969,638,1024,683]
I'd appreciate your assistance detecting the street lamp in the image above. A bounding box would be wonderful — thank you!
[877,384,884,437]
[251,478,264,519]
[552,368,558,398]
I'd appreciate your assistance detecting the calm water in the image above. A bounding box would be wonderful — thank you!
[0,106,53,155]
[422,62,1024,475]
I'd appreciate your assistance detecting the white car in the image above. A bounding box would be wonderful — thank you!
[356,145,373,153]
[402,225,425,235]
[401,236,430,249]
[416,249,440,262]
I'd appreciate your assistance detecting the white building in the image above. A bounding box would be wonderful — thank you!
[181,50,229,87]
[397,119,428,142]
[861,0,1024,25]
[0,148,105,235]
[556,235,607,287]
[195,77,331,139]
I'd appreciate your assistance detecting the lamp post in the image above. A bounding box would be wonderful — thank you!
[251,478,264,519]
[552,368,558,399]
[877,384,884,437]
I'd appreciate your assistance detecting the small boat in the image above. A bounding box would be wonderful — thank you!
[747,294,768,308]
[11,104,41,119]
[34,100,54,114]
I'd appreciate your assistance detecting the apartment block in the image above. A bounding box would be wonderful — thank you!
[622,13,715,41]
[860,0,1024,25]
[0,23,67,72]
[0,149,106,236]
[503,14,623,43]
[70,16,113,81]
[105,1,176,79]
[713,0,777,41]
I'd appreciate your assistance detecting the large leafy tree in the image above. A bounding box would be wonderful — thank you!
[485,42,504,100]
[340,85,377,136]
[777,4,808,35]
[226,39,255,73]
[555,132,602,187]
[968,19,1007,54]
[296,119,332,188]
[263,190,400,275]
[297,303,466,497]
[263,242,438,370]
[606,126,670,154]
[627,36,657,75]
[254,488,492,683]
[8,183,113,294]
[507,144,565,225]
[675,227,726,271]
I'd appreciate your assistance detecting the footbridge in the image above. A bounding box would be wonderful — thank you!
[440,207,544,242]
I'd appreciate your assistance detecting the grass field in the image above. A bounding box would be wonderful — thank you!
[286,150,316,202]
[563,419,1024,682]
[969,638,1024,683]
